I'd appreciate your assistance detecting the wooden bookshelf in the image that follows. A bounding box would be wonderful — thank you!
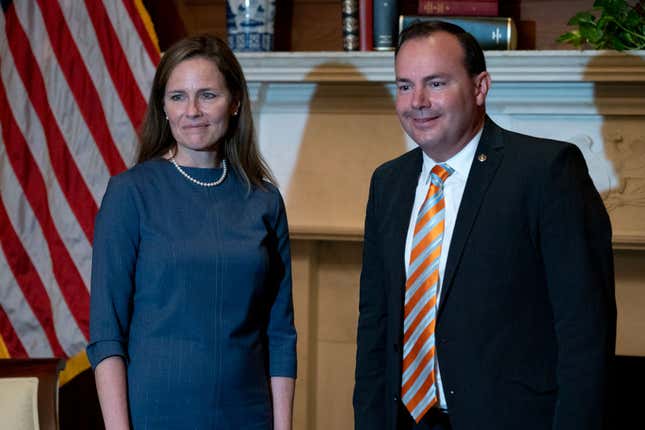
[171,0,596,51]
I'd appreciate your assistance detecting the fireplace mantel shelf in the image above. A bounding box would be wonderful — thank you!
[237,50,645,83]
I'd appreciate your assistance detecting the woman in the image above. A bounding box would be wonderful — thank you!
[87,35,296,430]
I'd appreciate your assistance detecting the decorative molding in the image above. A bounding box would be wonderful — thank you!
[290,226,645,250]
[487,83,645,116]
[237,50,645,83]
[613,234,645,250]
[290,225,363,242]
[242,52,645,115]
[247,81,645,116]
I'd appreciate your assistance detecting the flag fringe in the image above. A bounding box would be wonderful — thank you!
[0,335,9,358]
[59,350,91,386]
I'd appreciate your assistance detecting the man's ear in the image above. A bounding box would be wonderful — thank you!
[474,71,491,107]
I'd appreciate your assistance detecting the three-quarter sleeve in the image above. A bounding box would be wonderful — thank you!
[266,190,297,378]
[86,175,140,369]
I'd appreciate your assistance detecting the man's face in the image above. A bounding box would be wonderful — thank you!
[395,31,490,161]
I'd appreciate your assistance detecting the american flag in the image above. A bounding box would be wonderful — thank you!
[0,0,159,378]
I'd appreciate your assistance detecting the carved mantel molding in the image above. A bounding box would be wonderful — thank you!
[236,51,645,249]
[237,50,645,83]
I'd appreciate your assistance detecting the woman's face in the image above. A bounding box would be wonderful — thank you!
[163,57,237,162]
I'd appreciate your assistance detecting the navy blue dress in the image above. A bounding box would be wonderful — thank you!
[87,158,297,429]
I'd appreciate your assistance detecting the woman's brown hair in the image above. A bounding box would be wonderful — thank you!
[137,34,275,188]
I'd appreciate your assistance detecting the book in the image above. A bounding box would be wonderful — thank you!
[374,0,399,50]
[342,0,359,51]
[418,1,498,17]
[399,16,517,50]
[359,0,373,51]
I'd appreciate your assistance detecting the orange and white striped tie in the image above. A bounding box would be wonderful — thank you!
[402,163,453,423]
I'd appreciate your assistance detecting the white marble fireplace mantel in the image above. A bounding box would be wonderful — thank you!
[237,50,645,83]
[235,51,645,249]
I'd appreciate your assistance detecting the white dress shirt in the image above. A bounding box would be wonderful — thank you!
[403,128,482,410]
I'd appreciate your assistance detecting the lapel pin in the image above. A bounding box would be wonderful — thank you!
[477,153,487,162]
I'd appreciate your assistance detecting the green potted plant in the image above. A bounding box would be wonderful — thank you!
[557,0,645,50]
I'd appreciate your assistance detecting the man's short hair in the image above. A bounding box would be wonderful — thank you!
[396,21,487,77]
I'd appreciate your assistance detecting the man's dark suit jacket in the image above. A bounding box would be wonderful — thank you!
[353,117,616,430]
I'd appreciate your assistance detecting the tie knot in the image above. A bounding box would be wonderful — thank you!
[430,163,454,186]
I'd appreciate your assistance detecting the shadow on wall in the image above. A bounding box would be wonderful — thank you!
[284,63,409,237]
[283,63,408,430]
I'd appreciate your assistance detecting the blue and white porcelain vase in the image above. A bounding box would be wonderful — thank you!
[226,0,276,52]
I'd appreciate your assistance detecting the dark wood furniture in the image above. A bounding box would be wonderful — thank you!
[0,358,66,430]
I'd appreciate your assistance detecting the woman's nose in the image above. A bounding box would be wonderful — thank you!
[185,98,201,117]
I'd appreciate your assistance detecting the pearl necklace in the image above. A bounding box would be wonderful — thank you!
[170,157,227,187]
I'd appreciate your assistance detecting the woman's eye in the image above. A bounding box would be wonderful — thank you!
[169,94,183,101]
[201,92,217,100]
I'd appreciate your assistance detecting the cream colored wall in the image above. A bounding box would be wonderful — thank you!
[291,240,361,430]
[615,250,645,356]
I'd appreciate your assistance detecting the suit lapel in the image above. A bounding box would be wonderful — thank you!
[438,117,505,317]
[387,149,423,321]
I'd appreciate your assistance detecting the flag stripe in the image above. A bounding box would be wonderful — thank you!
[85,0,148,130]
[0,36,93,288]
[104,0,157,99]
[7,3,111,206]
[57,1,140,166]
[0,117,91,353]
[123,0,160,66]
[0,0,157,369]
[32,0,127,176]
[3,4,98,241]
[0,305,28,357]
[0,197,62,356]
[0,145,87,356]
[0,65,90,339]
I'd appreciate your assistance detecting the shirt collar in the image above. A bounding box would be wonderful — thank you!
[420,127,483,185]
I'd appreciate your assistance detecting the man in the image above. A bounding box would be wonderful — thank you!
[353,21,616,430]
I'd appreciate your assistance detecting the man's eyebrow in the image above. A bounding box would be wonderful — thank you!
[396,73,449,83]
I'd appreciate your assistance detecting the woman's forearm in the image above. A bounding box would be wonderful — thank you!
[271,376,295,430]
[95,356,130,430]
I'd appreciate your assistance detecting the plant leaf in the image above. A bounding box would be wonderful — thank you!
[556,31,584,47]
[611,37,628,50]
[560,0,645,50]
[568,11,596,25]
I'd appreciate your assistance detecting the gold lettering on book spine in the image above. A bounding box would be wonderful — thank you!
[422,2,451,14]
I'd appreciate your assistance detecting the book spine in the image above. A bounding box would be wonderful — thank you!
[373,0,398,50]
[399,15,517,50]
[342,0,360,51]
[417,1,498,17]
[359,0,373,51]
